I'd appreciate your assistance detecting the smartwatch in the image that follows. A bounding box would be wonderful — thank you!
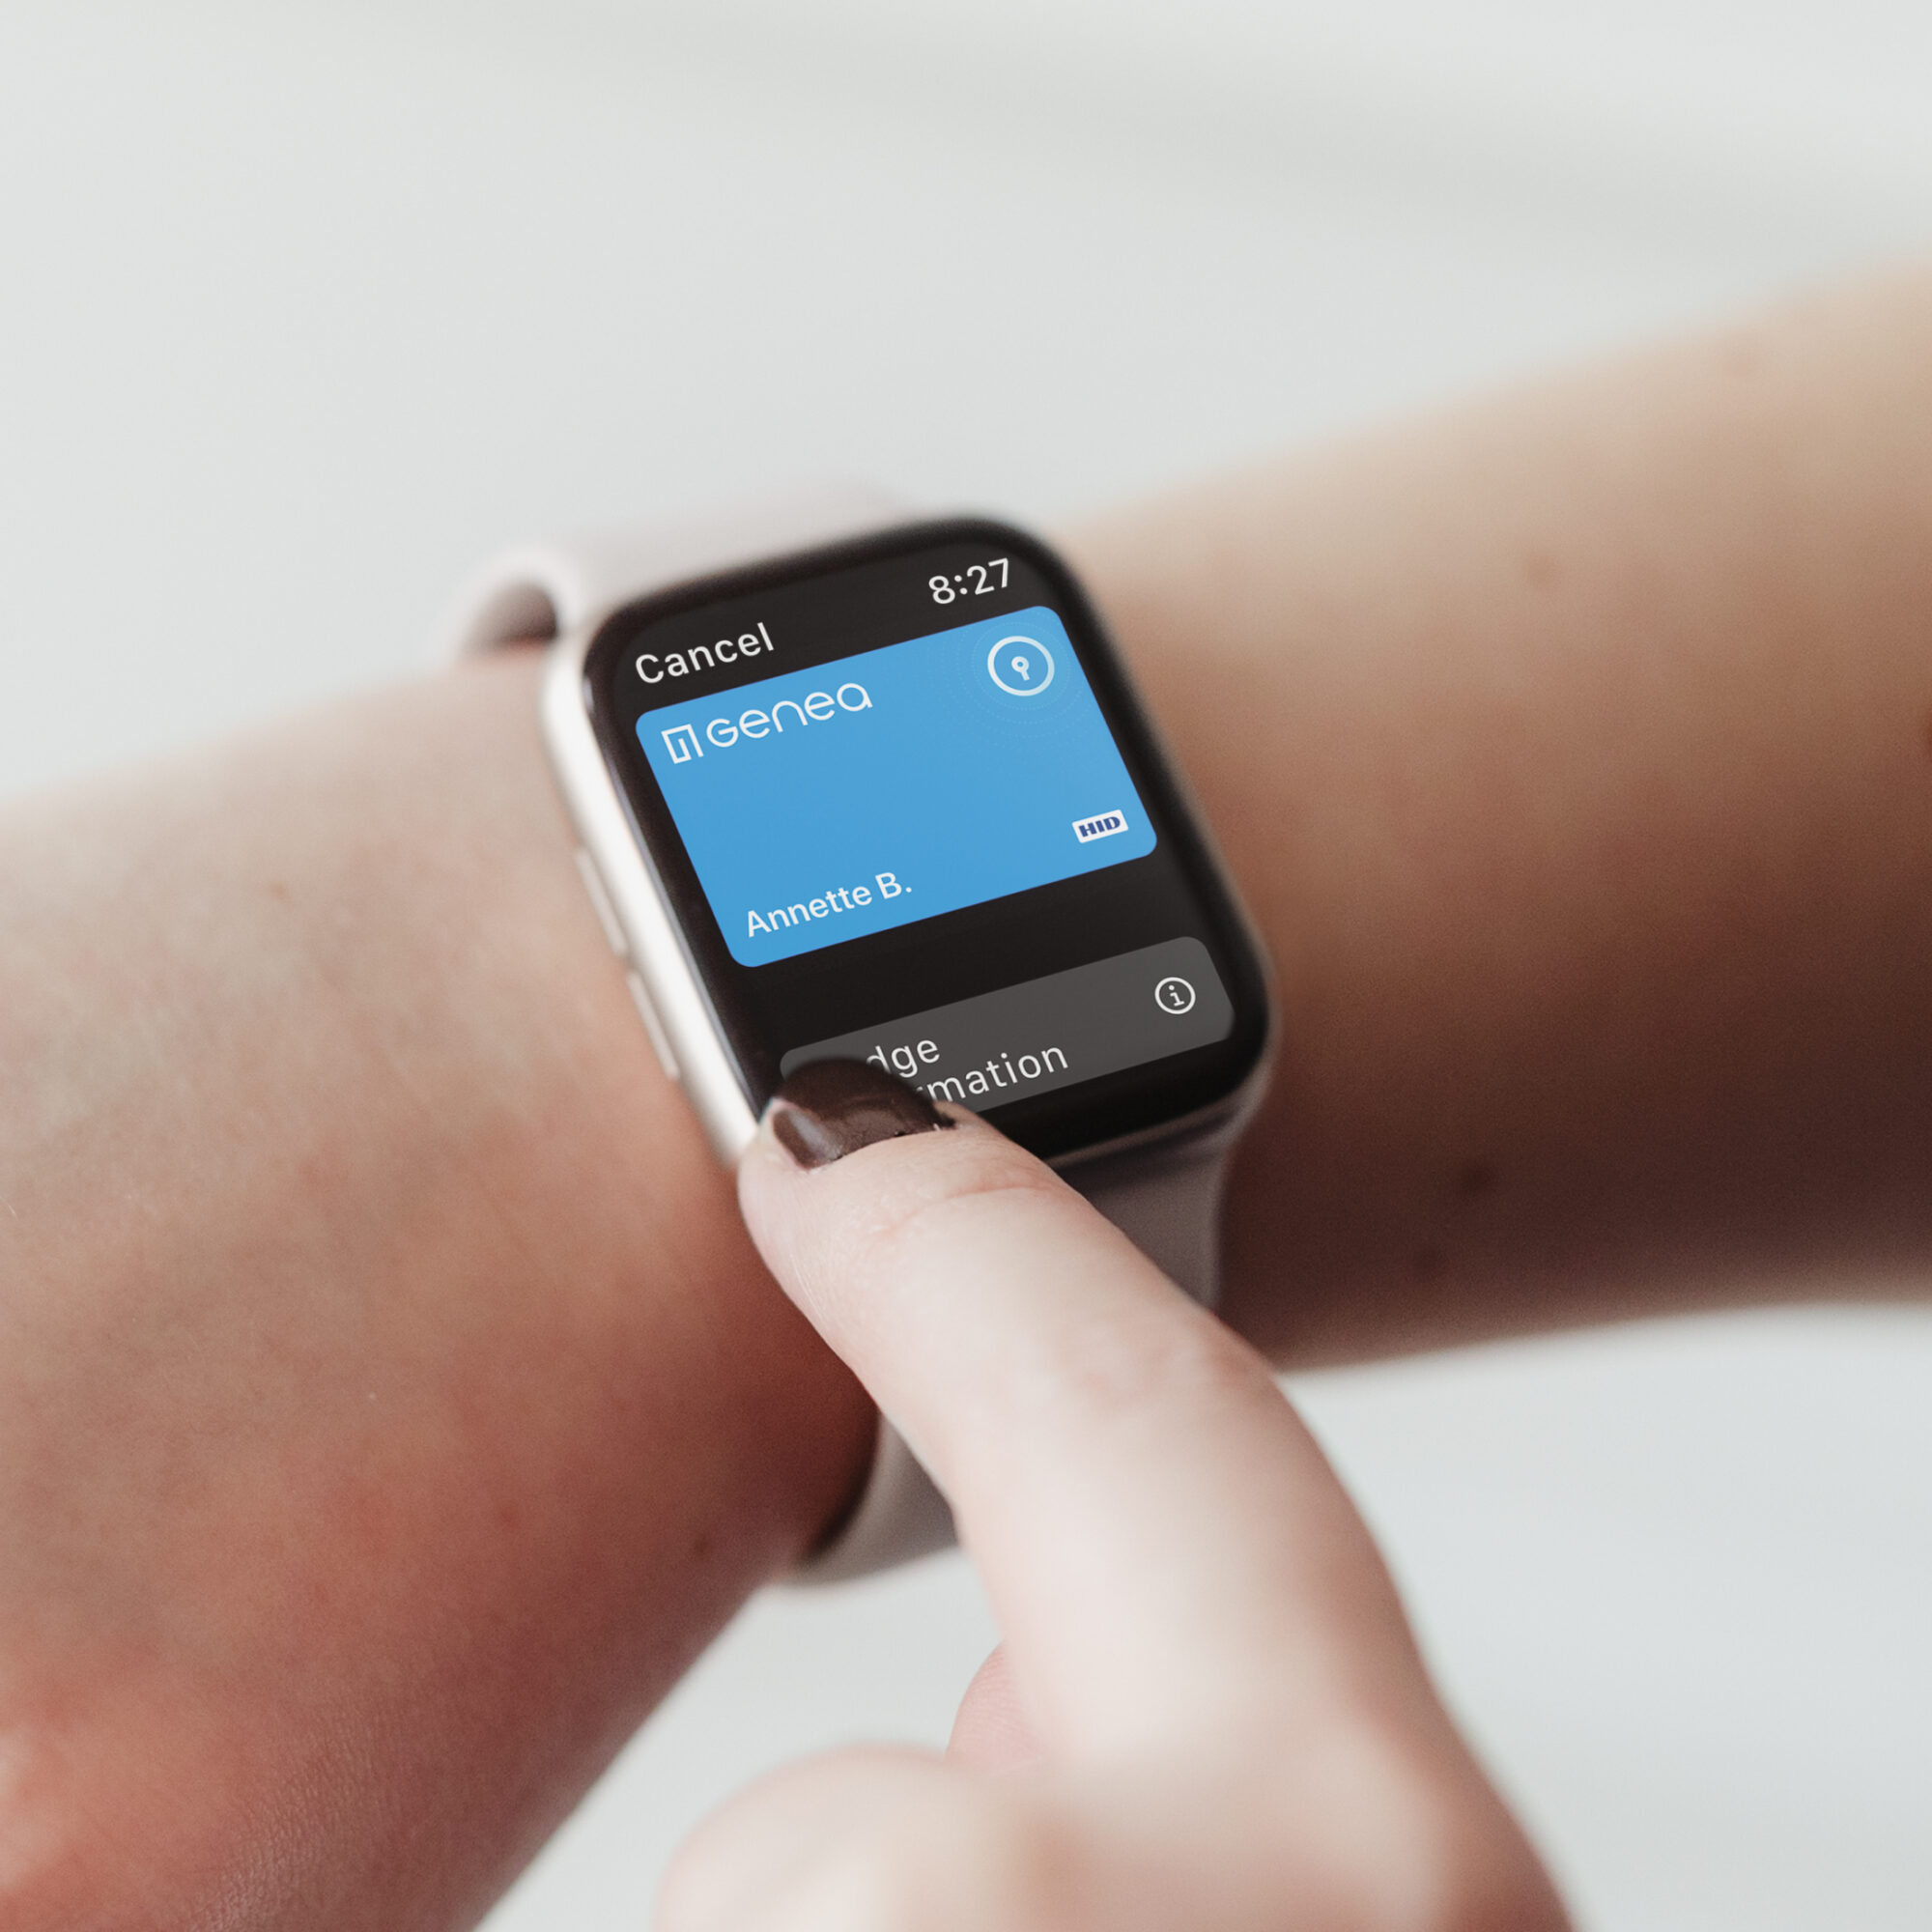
[449,488,1274,1580]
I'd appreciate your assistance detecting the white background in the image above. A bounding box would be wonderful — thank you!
[4,5,1931,1926]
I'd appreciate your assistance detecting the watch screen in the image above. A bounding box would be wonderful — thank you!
[585,520,1269,1159]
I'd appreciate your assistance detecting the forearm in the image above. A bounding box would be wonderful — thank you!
[0,659,870,1927]
[1068,267,1932,1363]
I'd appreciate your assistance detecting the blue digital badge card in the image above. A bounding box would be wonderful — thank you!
[638,606,1156,966]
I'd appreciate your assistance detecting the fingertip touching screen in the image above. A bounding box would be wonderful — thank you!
[586,521,1268,1157]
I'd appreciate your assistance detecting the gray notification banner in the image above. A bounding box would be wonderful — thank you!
[779,936,1233,1112]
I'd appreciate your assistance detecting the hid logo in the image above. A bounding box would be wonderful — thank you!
[1072,810,1128,844]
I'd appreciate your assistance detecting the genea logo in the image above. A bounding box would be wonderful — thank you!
[661,682,872,765]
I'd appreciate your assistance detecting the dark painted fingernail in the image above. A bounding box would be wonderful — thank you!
[767,1058,953,1169]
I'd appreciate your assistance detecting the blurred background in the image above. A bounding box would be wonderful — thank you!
[5,3,1932,1926]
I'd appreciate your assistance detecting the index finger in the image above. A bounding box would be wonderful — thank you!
[739,1060,1431,1764]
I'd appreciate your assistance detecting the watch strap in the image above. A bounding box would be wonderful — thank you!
[444,484,908,658]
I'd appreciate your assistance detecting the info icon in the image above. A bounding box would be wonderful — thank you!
[987,635,1055,696]
[1153,975,1197,1016]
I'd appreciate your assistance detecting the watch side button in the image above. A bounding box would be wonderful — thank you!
[626,970,682,1085]
[574,845,629,958]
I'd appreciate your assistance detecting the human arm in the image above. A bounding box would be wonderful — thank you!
[6,265,1932,1924]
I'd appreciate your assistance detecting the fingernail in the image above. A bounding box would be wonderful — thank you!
[767,1058,953,1170]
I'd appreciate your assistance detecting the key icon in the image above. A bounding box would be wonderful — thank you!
[987,635,1056,697]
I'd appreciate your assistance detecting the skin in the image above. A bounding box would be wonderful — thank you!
[3,264,1932,1921]
[0,669,872,1926]
[1072,266,1932,1358]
